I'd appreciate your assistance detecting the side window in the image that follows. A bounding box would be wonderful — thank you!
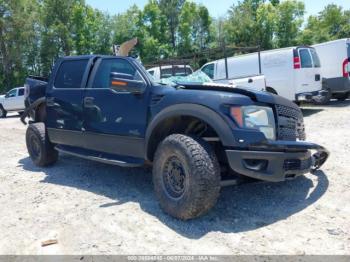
[54,59,88,89]
[310,48,321,68]
[160,68,173,78]
[347,43,350,58]
[92,58,141,89]
[201,63,214,79]
[148,70,155,76]
[18,88,24,96]
[299,49,312,68]
[6,89,17,98]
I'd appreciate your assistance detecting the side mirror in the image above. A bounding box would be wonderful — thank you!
[4,93,9,98]
[110,72,146,94]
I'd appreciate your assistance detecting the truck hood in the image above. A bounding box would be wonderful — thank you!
[177,82,299,110]
[0,94,5,102]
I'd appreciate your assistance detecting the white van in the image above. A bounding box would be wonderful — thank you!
[147,65,193,80]
[200,46,326,102]
[0,87,25,118]
[312,38,350,103]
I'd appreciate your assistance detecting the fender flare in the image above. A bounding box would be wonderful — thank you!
[20,97,46,125]
[145,103,235,160]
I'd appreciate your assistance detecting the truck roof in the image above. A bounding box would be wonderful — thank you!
[203,45,314,65]
[60,55,136,60]
[312,38,350,47]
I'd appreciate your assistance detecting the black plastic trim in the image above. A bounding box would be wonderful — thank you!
[145,103,235,160]
[47,128,145,158]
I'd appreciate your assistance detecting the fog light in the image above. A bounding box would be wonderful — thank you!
[242,159,268,171]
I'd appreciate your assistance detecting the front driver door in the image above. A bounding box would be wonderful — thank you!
[82,58,150,158]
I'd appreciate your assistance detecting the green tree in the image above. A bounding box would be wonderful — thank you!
[0,0,39,91]
[178,2,212,53]
[256,2,277,49]
[40,0,83,75]
[275,0,304,48]
[158,0,185,49]
[298,4,350,45]
[72,4,113,55]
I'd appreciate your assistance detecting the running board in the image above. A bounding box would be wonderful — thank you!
[55,145,144,167]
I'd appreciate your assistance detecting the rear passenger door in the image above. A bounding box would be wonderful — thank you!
[46,58,90,147]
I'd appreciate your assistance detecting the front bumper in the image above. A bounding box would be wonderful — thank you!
[226,141,329,182]
[295,90,329,102]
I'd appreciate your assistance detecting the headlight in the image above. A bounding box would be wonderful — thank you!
[230,105,276,140]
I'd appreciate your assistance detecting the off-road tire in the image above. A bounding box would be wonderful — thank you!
[0,105,7,118]
[26,122,58,167]
[153,134,221,220]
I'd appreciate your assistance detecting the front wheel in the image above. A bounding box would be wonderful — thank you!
[26,123,58,167]
[0,105,7,118]
[153,134,221,220]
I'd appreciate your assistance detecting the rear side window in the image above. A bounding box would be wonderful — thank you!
[201,63,214,79]
[347,43,350,58]
[18,88,24,96]
[148,70,155,76]
[92,58,142,89]
[54,59,88,89]
[160,67,192,78]
[299,49,312,68]
[310,48,321,68]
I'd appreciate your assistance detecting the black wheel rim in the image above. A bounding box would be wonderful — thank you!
[162,156,187,199]
[0,108,3,117]
[29,134,41,159]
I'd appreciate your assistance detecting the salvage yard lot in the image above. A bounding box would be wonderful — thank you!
[0,101,349,255]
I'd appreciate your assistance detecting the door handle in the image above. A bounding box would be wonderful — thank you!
[84,97,95,108]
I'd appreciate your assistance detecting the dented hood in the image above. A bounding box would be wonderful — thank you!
[176,82,299,109]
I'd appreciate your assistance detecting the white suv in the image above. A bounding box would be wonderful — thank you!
[0,87,25,118]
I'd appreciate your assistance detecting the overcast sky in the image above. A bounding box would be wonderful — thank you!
[86,0,350,17]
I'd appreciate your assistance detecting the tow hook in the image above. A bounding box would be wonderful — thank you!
[311,150,329,173]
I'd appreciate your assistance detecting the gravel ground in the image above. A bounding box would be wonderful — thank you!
[0,100,349,255]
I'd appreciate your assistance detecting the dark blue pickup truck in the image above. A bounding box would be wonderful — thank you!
[21,55,329,219]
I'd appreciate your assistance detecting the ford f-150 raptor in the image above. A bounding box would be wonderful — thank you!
[21,55,329,220]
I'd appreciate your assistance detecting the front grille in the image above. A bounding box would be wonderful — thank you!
[284,158,312,171]
[275,105,305,141]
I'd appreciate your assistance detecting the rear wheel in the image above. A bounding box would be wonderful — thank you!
[26,123,58,167]
[0,105,7,118]
[153,134,221,220]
